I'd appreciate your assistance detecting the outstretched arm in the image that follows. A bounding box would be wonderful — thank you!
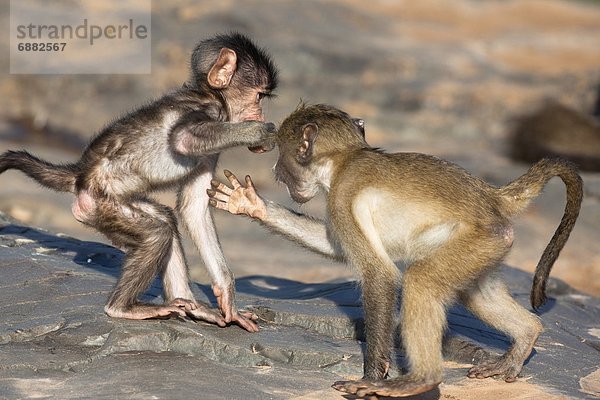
[178,164,258,332]
[170,111,276,156]
[208,170,343,261]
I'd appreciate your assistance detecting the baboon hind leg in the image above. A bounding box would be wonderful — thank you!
[460,272,542,382]
[96,197,204,320]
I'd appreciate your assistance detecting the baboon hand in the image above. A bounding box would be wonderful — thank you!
[258,122,277,137]
[208,170,267,220]
[245,122,276,152]
[241,121,276,140]
[212,284,259,332]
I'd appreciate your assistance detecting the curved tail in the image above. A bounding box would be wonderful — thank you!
[0,150,78,193]
[499,158,583,309]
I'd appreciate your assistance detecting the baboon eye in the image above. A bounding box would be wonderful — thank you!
[256,92,271,103]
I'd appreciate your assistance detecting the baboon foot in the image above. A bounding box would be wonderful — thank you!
[332,375,440,398]
[467,354,523,383]
[169,298,226,327]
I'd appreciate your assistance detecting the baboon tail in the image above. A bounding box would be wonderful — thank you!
[0,150,78,193]
[499,158,583,309]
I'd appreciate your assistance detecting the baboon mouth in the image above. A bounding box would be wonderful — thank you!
[248,145,268,153]
[290,191,312,204]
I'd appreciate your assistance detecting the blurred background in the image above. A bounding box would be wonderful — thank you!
[0,0,598,296]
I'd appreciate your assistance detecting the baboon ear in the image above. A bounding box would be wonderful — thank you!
[207,48,237,89]
[297,123,319,164]
[352,118,365,138]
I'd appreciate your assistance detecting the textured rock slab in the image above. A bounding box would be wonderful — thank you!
[0,352,343,400]
[0,215,598,399]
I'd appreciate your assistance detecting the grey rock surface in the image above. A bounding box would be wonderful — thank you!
[0,213,599,399]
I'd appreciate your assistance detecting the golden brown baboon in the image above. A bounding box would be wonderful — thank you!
[209,104,582,396]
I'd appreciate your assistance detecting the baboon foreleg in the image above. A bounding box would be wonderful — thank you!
[163,234,225,325]
[178,169,258,331]
[332,256,400,395]
[335,261,446,398]
[461,273,542,382]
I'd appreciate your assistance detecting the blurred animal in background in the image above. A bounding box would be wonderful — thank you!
[0,33,278,332]
[511,87,600,172]
[209,104,582,397]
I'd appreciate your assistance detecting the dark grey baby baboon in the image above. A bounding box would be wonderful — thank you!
[0,33,279,331]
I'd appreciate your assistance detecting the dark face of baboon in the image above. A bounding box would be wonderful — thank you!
[190,32,278,124]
